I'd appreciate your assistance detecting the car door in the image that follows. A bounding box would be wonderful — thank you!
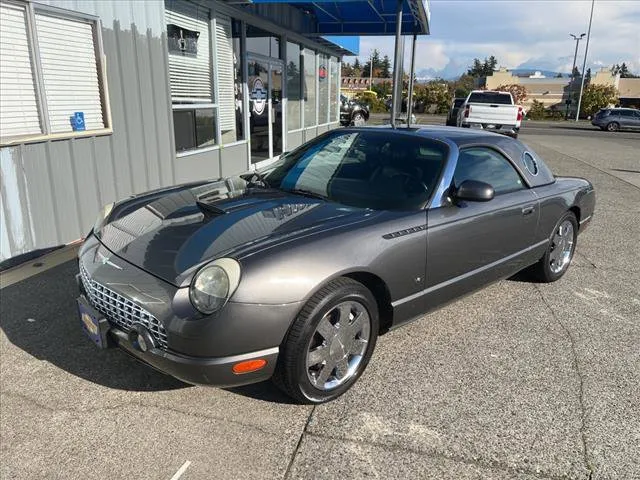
[423,146,540,313]
[627,110,640,130]
[618,110,634,129]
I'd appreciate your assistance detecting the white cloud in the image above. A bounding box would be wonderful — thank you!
[348,0,640,78]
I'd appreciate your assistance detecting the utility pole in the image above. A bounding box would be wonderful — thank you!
[369,50,373,91]
[565,33,585,120]
[575,0,595,121]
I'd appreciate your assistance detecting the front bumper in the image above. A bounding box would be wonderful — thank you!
[106,319,279,386]
[76,235,301,387]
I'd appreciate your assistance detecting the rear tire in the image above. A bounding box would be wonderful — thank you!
[606,121,620,132]
[529,212,578,283]
[273,278,379,404]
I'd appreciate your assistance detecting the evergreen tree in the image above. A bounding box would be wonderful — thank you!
[381,55,391,78]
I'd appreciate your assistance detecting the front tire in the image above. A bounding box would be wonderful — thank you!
[352,112,365,126]
[529,212,578,282]
[273,278,379,404]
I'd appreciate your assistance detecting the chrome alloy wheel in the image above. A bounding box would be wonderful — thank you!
[306,301,371,391]
[549,220,575,274]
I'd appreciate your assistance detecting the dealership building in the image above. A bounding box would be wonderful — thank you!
[0,0,432,261]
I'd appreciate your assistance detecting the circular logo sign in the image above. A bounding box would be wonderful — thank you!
[319,65,327,80]
[250,78,267,115]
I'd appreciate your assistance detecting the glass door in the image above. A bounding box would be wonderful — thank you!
[248,55,284,164]
[248,58,270,163]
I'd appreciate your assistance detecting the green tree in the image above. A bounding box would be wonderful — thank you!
[362,49,383,78]
[486,56,498,75]
[526,100,546,120]
[341,61,353,77]
[612,62,638,78]
[414,81,450,114]
[578,84,618,117]
[467,57,499,77]
[381,55,391,78]
[467,58,484,77]
[451,74,475,98]
[555,72,563,78]
[371,80,392,99]
[571,66,580,78]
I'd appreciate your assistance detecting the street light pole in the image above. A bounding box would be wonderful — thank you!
[575,0,595,121]
[565,33,585,119]
[369,50,373,91]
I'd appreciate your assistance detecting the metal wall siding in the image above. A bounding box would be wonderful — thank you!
[0,3,42,138]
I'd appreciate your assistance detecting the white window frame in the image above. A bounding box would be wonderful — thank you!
[0,0,112,146]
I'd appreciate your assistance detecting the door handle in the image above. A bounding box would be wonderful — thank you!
[521,205,535,216]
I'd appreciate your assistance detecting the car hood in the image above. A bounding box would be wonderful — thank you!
[96,180,370,286]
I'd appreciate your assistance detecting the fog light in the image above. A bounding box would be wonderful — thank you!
[129,326,155,352]
[232,359,267,374]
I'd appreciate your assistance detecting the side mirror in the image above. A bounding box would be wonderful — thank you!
[455,180,495,202]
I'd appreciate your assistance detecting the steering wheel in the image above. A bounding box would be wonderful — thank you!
[390,170,429,195]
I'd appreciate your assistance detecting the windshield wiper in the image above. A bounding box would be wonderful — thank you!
[282,188,328,201]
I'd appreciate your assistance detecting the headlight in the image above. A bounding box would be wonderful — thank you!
[190,258,241,314]
[93,202,114,234]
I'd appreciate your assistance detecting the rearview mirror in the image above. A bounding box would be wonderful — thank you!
[455,180,495,202]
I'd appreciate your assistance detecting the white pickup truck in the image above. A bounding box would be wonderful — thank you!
[457,90,523,138]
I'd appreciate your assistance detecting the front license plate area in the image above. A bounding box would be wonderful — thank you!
[77,296,112,349]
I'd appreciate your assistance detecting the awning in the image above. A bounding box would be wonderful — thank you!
[250,0,431,36]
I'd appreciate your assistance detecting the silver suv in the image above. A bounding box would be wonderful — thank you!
[591,108,640,131]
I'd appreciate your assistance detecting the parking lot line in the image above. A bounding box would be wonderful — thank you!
[169,460,191,480]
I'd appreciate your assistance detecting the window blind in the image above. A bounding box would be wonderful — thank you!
[35,12,105,133]
[165,1,212,103]
[0,3,41,138]
[215,16,235,131]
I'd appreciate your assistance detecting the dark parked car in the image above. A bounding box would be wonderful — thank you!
[446,97,465,126]
[340,95,369,126]
[591,107,640,131]
[77,127,595,403]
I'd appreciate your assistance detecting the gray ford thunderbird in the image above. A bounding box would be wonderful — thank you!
[76,126,595,403]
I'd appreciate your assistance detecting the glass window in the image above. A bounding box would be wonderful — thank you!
[173,108,217,152]
[318,53,330,124]
[303,48,316,127]
[467,92,512,104]
[232,20,244,141]
[523,152,538,176]
[0,2,109,142]
[286,42,302,131]
[166,0,217,152]
[246,25,279,58]
[454,147,525,194]
[259,130,448,210]
[619,110,633,117]
[330,57,339,123]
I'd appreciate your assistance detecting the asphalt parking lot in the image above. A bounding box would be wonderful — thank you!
[1,125,638,480]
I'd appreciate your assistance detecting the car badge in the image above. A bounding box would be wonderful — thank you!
[97,251,122,270]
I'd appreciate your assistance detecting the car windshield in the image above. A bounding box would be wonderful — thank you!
[468,92,512,104]
[258,130,448,210]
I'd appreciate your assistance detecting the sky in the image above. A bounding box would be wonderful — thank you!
[348,0,640,79]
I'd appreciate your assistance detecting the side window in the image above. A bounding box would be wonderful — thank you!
[619,110,633,117]
[454,147,525,195]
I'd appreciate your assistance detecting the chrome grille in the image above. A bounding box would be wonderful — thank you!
[79,262,168,349]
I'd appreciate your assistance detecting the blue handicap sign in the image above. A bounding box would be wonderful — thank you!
[72,111,86,131]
